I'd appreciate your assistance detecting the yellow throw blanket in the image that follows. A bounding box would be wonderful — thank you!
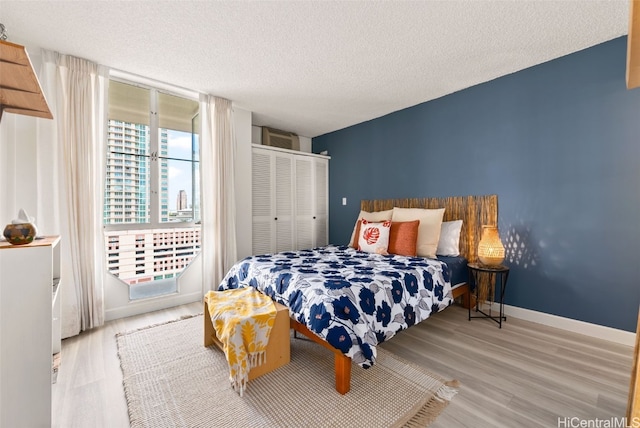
[204,288,277,396]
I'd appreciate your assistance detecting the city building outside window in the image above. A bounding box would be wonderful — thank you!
[104,79,200,300]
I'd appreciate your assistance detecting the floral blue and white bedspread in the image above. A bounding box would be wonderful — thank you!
[218,245,454,368]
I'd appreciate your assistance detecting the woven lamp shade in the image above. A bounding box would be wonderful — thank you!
[477,225,505,267]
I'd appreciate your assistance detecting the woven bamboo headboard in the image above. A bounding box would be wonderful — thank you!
[360,195,498,262]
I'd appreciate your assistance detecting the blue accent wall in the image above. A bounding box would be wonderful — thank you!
[313,37,640,332]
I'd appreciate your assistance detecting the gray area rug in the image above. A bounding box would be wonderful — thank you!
[116,315,458,428]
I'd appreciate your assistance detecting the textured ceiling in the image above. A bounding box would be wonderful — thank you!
[0,0,630,138]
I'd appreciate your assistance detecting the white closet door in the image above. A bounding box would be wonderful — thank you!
[252,146,329,255]
[313,158,329,247]
[252,150,272,255]
[274,153,294,252]
[295,157,313,250]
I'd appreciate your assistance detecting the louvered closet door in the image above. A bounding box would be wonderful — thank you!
[313,158,329,247]
[295,157,313,250]
[274,153,294,252]
[252,146,329,255]
[252,150,272,255]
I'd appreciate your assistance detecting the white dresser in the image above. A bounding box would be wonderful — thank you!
[0,235,61,427]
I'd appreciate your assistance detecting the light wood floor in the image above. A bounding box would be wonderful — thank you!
[52,303,633,428]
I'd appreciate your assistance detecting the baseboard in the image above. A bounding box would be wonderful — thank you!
[493,303,635,347]
[105,291,202,321]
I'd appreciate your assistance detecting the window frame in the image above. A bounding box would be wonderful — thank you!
[104,75,201,233]
[103,71,202,300]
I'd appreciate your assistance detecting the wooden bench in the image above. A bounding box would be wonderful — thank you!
[203,296,291,380]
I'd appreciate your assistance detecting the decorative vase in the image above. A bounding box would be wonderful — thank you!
[477,225,505,267]
[3,223,37,245]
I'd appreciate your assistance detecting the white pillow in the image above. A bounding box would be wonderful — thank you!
[391,207,445,258]
[436,220,463,257]
[348,209,393,247]
[358,220,391,254]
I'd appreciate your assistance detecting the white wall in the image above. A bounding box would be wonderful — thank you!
[0,49,83,337]
[0,88,41,224]
[104,256,203,321]
[235,108,253,260]
[0,40,43,226]
[0,47,68,230]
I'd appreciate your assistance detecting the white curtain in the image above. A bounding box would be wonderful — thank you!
[38,51,108,333]
[200,95,237,291]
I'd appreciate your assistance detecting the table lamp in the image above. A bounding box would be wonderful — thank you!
[477,225,505,267]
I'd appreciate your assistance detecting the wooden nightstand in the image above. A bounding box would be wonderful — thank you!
[467,262,509,328]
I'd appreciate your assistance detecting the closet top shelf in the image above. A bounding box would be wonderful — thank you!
[0,40,52,121]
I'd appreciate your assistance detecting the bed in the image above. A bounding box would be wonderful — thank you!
[218,194,498,394]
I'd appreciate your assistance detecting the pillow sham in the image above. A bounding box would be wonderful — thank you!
[349,209,393,247]
[391,207,445,258]
[358,219,391,254]
[436,220,463,257]
[387,220,420,257]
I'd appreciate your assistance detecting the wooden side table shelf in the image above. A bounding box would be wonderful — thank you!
[467,262,509,328]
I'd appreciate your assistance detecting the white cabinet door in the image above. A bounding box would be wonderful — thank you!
[297,156,328,249]
[252,148,295,254]
[252,149,273,255]
[273,154,294,252]
[295,156,313,250]
[313,158,329,247]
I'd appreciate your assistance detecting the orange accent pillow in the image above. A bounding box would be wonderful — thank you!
[388,220,420,257]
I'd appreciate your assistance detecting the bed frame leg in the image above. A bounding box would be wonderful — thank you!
[335,353,351,395]
[453,284,475,310]
[462,290,476,310]
[290,319,353,394]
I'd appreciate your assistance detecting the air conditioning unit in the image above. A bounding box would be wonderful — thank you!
[262,127,300,151]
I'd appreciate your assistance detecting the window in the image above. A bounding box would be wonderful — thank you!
[104,79,200,300]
